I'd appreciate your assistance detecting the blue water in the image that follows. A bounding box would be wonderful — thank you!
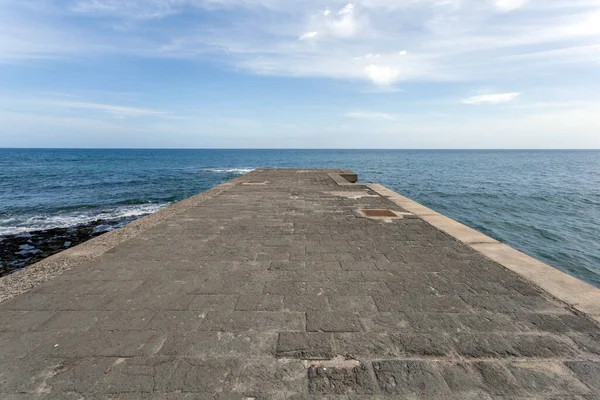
[1,149,599,287]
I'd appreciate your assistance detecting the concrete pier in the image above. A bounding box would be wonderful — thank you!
[1,169,600,399]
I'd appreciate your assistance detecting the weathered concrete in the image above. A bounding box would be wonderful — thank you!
[1,168,599,399]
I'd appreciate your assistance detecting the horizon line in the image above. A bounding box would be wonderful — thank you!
[1,148,600,151]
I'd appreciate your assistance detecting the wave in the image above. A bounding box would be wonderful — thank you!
[201,168,255,174]
[0,203,168,236]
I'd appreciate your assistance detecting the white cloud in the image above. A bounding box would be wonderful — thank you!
[339,4,355,15]
[462,92,522,104]
[365,65,401,86]
[354,53,381,60]
[2,0,600,87]
[495,0,529,12]
[47,100,170,118]
[70,0,180,19]
[299,31,318,40]
[344,111,396,120]
[329,11,358,38]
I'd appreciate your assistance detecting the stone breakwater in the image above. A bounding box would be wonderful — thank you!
[0,169,599,398]
[0,217,146,277]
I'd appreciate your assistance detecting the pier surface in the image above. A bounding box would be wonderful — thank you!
[1,169,600,399]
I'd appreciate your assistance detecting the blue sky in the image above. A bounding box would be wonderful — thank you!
[1,0,600,148]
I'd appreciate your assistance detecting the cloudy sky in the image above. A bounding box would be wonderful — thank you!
[1,0,600,148]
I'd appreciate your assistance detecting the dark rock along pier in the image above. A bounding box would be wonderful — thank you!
[1,169,599,399]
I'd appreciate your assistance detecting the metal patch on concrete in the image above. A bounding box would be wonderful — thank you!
[362,209,398,217]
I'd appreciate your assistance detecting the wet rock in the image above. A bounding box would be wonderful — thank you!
[0,216,146,277]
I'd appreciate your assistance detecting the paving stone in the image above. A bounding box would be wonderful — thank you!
[231,358,306,396]
[0,331,42,359]
[474,362,521,396]
[283,295,330,311]
[187,294,239,311]
[157,331,277,357]
[34,279,145,297]
[32,330,169,358]
[502,277,546,297]
[329,296,377,313]
[0,292,109,311]
[290,395,350,400]
[0,310,55,331]
[507,362,591,395]
[153,357,239,393]
[334,332,401,358]
[264,281,308,296]
[559,314,600,332]
[156,357,305,395]
[35,311,105,332]
[390,333,454,357]
[148,311,207,330]
[386,277,456,296]
[463,281,518,296]
[515,313,571,333]
[201,311,305,332]
[440,361,489,393]
[461,294,566,314]
[456,313,528,333]
[404,312,460,333]
[567,332,600,356]
[372,360,450,395]
[186,274,265,295]
[269,261,306,271]
[102,283,195,311]
[511,334,579,358]
[361,312,410,332]
[89,309,156,331]
[339,261,378,271]
[308,364,377,394]
[304,261,343,270]
[303,281,391,296]
[67,357,155,393]
[374,294,469,313]
[277,270,365,282]
[307,312,362,332]
[277,332,334,359]
[0,355,70,393]
[454,334,520,358]
[565,361,600,390]
[236,295,285,311]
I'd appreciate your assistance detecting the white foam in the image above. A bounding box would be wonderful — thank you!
[202,168,255,174]
[0,203,168,236]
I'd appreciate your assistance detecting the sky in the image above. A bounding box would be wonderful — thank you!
[1,0,600,148]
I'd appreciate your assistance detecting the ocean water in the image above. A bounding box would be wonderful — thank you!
[1,149,599,287]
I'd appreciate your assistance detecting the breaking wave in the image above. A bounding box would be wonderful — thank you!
[201,168,255,174]
[0,203,168,236]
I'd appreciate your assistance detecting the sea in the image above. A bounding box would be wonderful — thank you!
[1,149,599,287]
